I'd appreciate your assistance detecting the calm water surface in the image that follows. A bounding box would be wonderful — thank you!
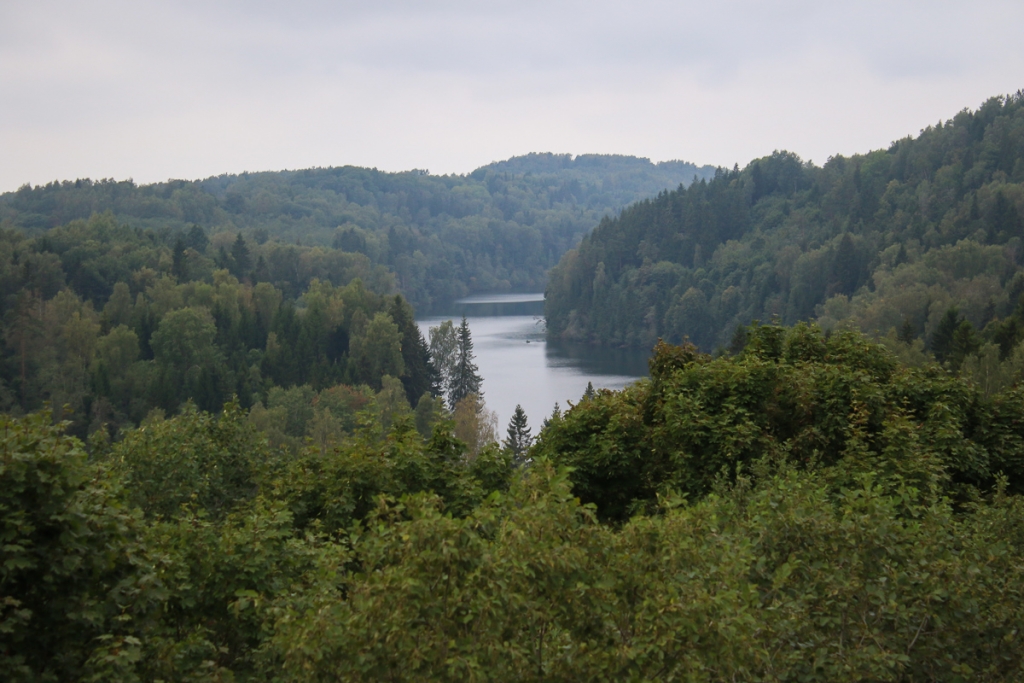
[417,293,649,432]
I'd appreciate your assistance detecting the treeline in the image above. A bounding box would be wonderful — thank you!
[545,92,1024,374]
[0,154,715,312]
[6,325,1024,680]
[0,211,441,440]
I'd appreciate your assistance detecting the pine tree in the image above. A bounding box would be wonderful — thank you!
[832,233,860,296]
[898,317,916,344]
[252,255,270,283]
[171,236,186,280]
[728,325,748,356]
[217,245,231,272]
[448,316,482,410]
[583,381,596,400]
[389,295,437,405]
[185,223,209,253]
[949,320,981,371]
[931,307,961,363]
[541,402,561,430]
[503,404,533,466]
[231,233,251,278]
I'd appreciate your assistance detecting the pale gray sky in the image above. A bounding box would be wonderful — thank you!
[2,0,1022,192]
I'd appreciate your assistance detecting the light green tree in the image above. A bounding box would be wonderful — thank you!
[428,319,458,398]
[351,312,404,389]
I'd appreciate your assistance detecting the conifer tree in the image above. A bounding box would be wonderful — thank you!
[541,402,561,430]
[898,317,916,344]
[503,404,533,465]
[389,295,437,405]
[448,316,482,410]
[171,236,186,280]
[230,233,251,278]
[931,307,961,363]
[583,381,596,400]
[185,223,209,253]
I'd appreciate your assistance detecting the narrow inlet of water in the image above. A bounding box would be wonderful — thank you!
[417,293,649,434]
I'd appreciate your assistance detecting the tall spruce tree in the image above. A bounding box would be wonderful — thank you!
[503,404,533,466]
[388,295,437,405]
[931,307,961,363]
[230,233,251,278]
[448,316,482,410]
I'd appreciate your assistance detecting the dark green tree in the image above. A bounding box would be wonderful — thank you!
[898,317,916,344]
[389,295,437,405]
[989,190,1022,240]
[171,236,186,280]
[448,316,482,410]
[948,320,981,371]
[217,245,231,272]
[728,325,748,355]
[931,308,961,363]
[231,233,251,278]
[185,223,209,253]
[150,307,225,410]
[0,411,145,680]
[503,404,533,465]
[541,401,561,430]
[832,233,860,296]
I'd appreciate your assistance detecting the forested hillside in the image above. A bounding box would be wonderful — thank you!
[0,212,448,439]
[11,90,1024,682]
[7,326,1024,681]
[0,154,714,312]
[546,93,1024,368]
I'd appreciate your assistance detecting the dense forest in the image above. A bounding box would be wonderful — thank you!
[0,209,515,447]
[8,94,1024,681]
[0,154,714,313]
[6,325,1024,681]
[545,93,1024,376]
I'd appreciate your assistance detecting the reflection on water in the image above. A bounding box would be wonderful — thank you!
[546,339,652,378]
[443,293,545,318]
[418,293,649,431]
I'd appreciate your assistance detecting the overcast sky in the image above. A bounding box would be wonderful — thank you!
[2,0,1022,192]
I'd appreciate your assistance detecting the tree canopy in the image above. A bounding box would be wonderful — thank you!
[546,93,1024,375]
[5,326,1024,680]
[0,154,715,314]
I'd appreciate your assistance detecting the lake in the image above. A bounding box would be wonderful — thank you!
[417,293,650,434]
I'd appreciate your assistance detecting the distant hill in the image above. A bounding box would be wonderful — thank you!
[478,152,709,195]
[546,92,1024,371]
[0,155,716,313]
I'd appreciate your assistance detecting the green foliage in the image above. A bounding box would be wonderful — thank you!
[503,403,533,465]
[389,295,437,404]
[136,497,325,680]
[546,93,1024,360]
[536,325,1024,520]
[448,316,482,409]
[6,323,1024,680]
[272,417,505,535]
[0,214,424,434]
[0,411,144,681]
[1,155,714,314]
[108,401,274,519]
[350,311,404,389]
[428,319,458,399]
[260,462,1024,682]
